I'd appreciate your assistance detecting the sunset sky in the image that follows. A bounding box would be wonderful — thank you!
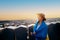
[0,0,60,20]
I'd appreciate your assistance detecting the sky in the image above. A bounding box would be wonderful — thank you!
[0,0,60,20]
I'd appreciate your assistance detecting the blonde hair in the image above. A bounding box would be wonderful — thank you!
[37,13,46,21]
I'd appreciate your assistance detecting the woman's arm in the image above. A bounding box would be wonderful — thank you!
[35,23,47,33]
[35,25,45,33]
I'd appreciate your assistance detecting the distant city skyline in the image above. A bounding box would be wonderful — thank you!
[0,0,60,20]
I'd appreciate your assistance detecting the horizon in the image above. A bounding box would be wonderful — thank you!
[0,18,60,21]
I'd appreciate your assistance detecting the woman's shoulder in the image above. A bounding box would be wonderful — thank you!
[42,21,48,27]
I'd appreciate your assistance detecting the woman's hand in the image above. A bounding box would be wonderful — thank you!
[33,32,36,35]
[30,32,36,36]
[30,32,33,35]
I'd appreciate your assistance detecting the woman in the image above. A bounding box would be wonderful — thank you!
[32,13,48,40]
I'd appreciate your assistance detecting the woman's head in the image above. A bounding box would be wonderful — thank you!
[37,13,46,21]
